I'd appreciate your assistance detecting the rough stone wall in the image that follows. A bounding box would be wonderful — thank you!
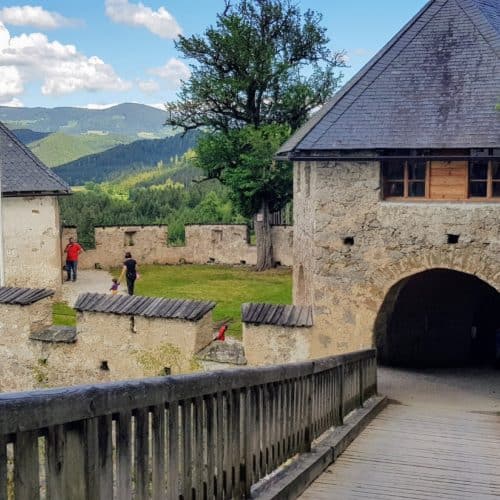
[243,323,311,365]
[270,226,294,267]
[184,225,256,265]
[0,298,54,392]
[294,160,500,358]
[63,224,293,269]
[3,196,62,292]
[292,162,315,305]
[0,303,214,392]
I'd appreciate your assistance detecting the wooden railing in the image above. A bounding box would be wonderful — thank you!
[0,349,376,499]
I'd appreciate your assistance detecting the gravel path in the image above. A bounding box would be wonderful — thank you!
[378,366,500,412]
[61,269,113,306]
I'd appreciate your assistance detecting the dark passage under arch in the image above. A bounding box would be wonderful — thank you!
[375,269,499,367]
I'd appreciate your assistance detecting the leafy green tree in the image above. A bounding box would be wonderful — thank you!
[166,0,344,269]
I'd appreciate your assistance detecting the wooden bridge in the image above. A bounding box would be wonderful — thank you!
[1,351,498,499]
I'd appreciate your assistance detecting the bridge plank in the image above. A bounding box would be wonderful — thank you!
[301,404,500,500]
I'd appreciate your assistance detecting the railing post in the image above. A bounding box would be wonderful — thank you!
[339,364,345,426]
[359,360,364,407]
[304,375,313,452]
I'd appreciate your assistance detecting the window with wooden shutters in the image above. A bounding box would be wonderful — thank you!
[381,152,500,201]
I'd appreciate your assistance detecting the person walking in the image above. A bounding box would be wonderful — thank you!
[119,252,139,295]
[64,237,83,282]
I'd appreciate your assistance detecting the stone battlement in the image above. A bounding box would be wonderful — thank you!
[62,224,293,269]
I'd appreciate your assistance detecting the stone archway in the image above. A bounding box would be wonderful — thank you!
[375,268,499,367]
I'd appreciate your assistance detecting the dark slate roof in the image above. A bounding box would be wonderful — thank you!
[74,293,216,321]
[0,287,54,305]
[0,121,70,196]
[278,0,500,156]
[30,326,77,343]
[242,303,313,327]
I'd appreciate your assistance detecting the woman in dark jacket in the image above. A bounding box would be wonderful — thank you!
[119,252,139,295]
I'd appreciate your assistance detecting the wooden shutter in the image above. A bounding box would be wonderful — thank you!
[429,161,467,200]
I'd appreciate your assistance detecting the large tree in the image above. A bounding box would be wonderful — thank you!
[166,0,344,270]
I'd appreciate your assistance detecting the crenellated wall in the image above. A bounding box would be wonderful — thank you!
[62,224,293,269]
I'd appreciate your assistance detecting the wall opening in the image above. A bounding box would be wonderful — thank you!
[375,269,499,367]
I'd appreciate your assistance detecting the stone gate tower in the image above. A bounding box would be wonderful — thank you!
[276,0,500,366]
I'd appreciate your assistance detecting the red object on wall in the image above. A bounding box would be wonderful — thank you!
[216,324,227,341]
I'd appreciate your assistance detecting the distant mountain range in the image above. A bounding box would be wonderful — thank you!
[53,131,199,185]
[1,103,172,138]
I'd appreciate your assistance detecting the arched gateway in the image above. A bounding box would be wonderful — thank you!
[375,269,499,367]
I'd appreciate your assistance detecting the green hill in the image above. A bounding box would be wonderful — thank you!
[54,131,199,185]
[0,103,173,137]
[29,132,134,167]
[12,129,51,144]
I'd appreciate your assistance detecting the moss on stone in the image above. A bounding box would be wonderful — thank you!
[135,342,201,375]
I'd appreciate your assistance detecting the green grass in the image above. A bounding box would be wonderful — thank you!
[122,265,292,338]
[29,132,133,167]
[53,302,76,327]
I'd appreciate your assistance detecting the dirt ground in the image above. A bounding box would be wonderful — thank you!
[61,269,112,306]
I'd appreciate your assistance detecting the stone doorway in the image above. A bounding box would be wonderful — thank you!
[375,269,499,367]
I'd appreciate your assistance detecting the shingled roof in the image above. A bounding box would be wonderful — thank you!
[242,303,313,328]
[0,121,70,196]
[278,0,500,157]
[0,287,54,305]
[75,293,216,321]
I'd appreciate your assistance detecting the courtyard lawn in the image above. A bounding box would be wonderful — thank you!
[53,302,76,326]
[52,265,292,337]
[125,264,292,338]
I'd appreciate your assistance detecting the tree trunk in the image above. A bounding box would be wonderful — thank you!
[254,199,274,271]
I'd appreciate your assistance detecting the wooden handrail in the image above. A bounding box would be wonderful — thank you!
[0,349,377,499]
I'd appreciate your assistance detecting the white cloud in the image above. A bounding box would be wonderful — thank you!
[351,48,373,57]
[0,97,23,107]
[147,102,165,110]
[138,79,160,93]
[0,22,130,96]
[150,58,190,90]
[0,65,23,100]
[105,0,181,39]
[0,5,80,30]
[83,103,118,110]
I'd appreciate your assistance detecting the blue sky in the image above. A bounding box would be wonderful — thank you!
[0,0,428,109]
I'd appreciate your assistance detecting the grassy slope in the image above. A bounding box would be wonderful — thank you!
[53,265,292,338]
[29,132,133,167]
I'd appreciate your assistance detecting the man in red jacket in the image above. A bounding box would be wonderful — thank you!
[64,237,83,282]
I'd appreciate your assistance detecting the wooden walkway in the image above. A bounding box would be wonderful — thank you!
[301,369,500,499]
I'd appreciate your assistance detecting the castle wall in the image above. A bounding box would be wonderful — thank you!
[3,196,62,292]
[243,323,311,366]
[294,160,500,358]
[0,298,214,392]
[0,297,54,392]
[63,224,293,269]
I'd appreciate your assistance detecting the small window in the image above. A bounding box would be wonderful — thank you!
[382,160,404,197]
[382,159,426,199]
[407,160,426,197]
[124,231,136,246]
[211,229,223,243]
[296,164,301,193]
[469,159,488,198]
[468,159,499,199]
[492,160,500,197]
